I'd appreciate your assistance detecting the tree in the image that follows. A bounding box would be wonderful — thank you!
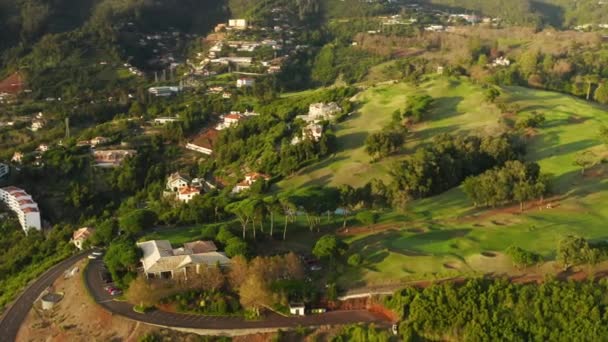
[104,239,140,287]
[484,87,501,103]
[264,196,282,238]
[584,74,600,100]
[118,209,157,236]
[574,150,597,175]
[356,211,379,226]
[279,195,297,240]
[518,50,538,77]
[557,235,592,269]
[312,235,347,261]
[593,81,608,104]
[599,125,608,147]
[225,237,248,258]
[238,274,273,317]
[347,253,362,266]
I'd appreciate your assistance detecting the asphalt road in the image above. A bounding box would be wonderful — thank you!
[84,259,389,330]
[0,251,89,342]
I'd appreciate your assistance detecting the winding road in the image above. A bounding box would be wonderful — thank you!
[84,259,389,331]
[0,252,390,342]
[0,251,89,342]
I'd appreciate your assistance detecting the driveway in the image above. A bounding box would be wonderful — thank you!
[0,251,89,342]
[84,259,389,330]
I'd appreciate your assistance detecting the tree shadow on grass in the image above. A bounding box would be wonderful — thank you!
[336,131,369,152]
[427,96,464,122]
[531,138,597,160]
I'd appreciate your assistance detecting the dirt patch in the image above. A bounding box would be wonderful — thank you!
[17,260,157,342]
[443,262,461,270]
[568,115,587,124]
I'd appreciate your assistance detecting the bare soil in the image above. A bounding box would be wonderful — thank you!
[17,260,156,342]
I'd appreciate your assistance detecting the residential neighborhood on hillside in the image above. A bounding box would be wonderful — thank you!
[3,0,608,340]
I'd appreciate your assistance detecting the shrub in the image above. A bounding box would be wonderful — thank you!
[505,246,542,268]
[356,211,379,226]
[201,225,219,240]
[225,237,248,257]
[347,253,362,266]
[216,226,236,244]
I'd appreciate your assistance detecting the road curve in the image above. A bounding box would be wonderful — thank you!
[84,259,389,331]
[0,251,89,342]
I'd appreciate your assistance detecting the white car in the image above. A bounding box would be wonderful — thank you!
[91,251,104,257]
[88,254,99,260]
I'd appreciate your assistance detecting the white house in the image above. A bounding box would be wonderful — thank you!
[292,123,323,145]
[290,303,306,316]
[177,186,200,203]
[232,172,271,194]
[0,186,42,232]
[215,112,246,130]
[237,78,255,88]
[0,163,9,178]
[166,172,190,192]
[137,240,231,279]
[298,102,342,123]
[228,19,248,30]
[71,227,95,250]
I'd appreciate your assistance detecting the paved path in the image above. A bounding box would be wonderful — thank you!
[84,259,389,331]
[0,251,89,342]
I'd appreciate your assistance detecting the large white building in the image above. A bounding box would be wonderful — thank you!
[137,240,231,279]
[0,186,42,232]
[297,102,342,123]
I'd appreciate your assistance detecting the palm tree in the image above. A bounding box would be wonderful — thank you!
[279,196,297,241]
[584,74,600,100]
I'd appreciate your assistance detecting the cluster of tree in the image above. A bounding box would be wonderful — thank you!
[505,246,543,268]
[0,219,75,309]
[515,111,546,130]
[311,43,384,86]
[331,324,392,342]
[402,94,434,123]
[212,111,335,178]
[386,278,608,340]
[127,252,308,318]
[488,48,608,104]
[365,126,407,161]
[462,160,548,210]
[389,133,523,204]
[556,235,608,269]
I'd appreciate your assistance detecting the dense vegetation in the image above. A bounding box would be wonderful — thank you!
[385,279,608,341]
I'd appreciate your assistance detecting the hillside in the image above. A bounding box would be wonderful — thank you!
[296,78,608,287]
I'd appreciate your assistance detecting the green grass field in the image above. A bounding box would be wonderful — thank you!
[277,77,608,288]
[278,77,502,189]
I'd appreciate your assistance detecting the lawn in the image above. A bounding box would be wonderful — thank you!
[276,78,608,288]
[278,76,502,190]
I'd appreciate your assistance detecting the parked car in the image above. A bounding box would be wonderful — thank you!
[91,251,104,257]
[88,254,98,260]
[104,285,122,296]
